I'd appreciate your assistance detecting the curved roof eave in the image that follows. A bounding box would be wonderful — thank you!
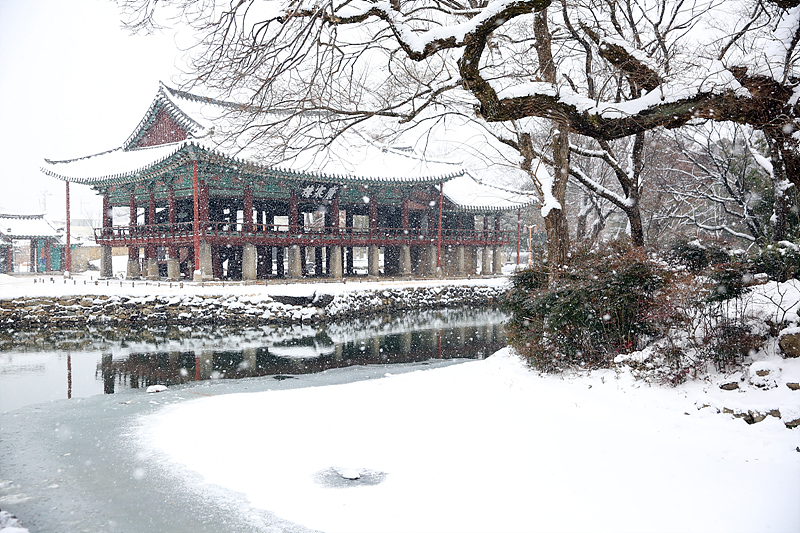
[42,141,466,187]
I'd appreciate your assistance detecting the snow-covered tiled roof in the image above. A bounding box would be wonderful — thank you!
[443,173,537,212]
[42,83,538,212]
[0,214,62,240]
[43,143,189,185]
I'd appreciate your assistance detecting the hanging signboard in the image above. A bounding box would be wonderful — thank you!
[298,182,341,202]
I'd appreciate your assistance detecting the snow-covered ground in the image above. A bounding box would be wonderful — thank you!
[2,271,799,532]
[139,349,800,533]
[0,270,510,301]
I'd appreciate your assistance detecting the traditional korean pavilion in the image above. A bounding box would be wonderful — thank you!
[0,213,68,274]
[42,83,534,281]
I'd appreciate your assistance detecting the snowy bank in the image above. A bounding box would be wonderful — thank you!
[140,348,800,533]
[0,275,507,328]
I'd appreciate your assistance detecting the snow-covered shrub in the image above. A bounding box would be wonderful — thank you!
[504,243,674,372]
[505,241,767,380]
[669,237,731,272]
[747,240,800,282]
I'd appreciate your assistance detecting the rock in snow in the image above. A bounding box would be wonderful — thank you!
[337,468,361,480]
[0,510,29,533]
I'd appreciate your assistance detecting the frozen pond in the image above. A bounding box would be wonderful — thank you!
[0,307,507,413]
[0,307,507,533]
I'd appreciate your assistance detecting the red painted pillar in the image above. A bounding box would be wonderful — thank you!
[289,191,299,233]
[192,161,200,272]
[102,191,112,236]
[65,181,71,274]
[128,188,138,263]
[495,214,501,243]
[243,185,253,233]
[147,188,157,261]
[168,185,177,258]
[369,194,378,236]
[437,183,443,269]
[331,195,340,234]
[401,198,409,234]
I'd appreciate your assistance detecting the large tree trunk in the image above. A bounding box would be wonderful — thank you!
[765,131,792,242]
[625,205,645,247]
[544,207,570,267]
[533,6,571,274]
[546,123,571,271]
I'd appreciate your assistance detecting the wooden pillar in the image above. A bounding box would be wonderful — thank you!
[493,214,503,274]
[345,209,354,275]
[191,160,200,277]
[331,196,340,233]
[243,186,253,234]
[100,191,113,277]
[314,246,324,277]
[289,191,299,233]
[166,186,179,280]
[45,240,51,272]
[65,181,71,275]
[127,188,141,279]
[146,187,158,279]
[400,199,411,275]
[257,245,270,278]
[368,197,379,276]
[482,215,491,275]
[436,184,443,274]
[276,246,285,278]
[288,192,302,278]
[212,245,223,279]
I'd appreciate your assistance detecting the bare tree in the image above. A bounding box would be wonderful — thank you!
[656,123,800,243]
[120,0,799,261]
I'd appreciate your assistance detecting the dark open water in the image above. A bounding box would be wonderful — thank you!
[0,307,507,413]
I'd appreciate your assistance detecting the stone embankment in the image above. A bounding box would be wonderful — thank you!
[0,285,506,329]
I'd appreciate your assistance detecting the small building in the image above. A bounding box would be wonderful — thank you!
[42,84,533,281]
[0,213,70,273]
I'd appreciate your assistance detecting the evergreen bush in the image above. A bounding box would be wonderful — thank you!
[504,243,674,372]
[668,237,731,271]
[747,241,800,281]
[505,241,766,379]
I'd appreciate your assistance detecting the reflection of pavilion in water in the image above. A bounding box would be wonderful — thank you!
[98,321,505,394]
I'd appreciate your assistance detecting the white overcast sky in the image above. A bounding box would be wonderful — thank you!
[0,0,185,219]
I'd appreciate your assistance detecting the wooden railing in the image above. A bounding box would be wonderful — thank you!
[95,222,512,247]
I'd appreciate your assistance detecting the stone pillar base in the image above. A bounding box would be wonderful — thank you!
[242,243,257,281]
[481,247,492,275]
[166,257,180,281]
[400,245,412,276]
[147,258,159,280]
[493,246,503,275]
[288,245,303,278]
[126,258,141,279]
[368,245,380,277]
[330,245,343,279]
[199,241,213,280]
[426,245,437,277]
[100,246,113,278]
